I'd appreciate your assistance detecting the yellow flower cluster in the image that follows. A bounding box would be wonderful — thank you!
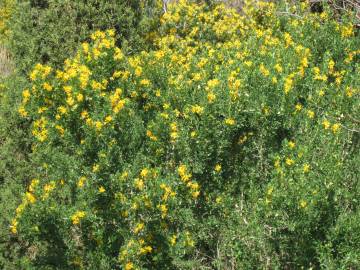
[10,179,39,234]
[71,210,86,225]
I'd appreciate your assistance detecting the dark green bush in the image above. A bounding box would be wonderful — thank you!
[7,0,161,74]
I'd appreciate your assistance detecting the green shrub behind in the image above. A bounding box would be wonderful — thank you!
[7,0,160,74]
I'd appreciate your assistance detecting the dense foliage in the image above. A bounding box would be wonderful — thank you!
[0,1,161,268]
[6,0,161,74]
[1,0,360,269]
[0,0,14,41]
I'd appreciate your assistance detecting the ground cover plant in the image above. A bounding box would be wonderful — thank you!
[2,0,360,269]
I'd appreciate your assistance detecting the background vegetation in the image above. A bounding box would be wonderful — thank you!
[6,0,161,75]
[0,0,359,269]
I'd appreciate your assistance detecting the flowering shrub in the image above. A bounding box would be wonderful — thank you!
[13,1,360,269]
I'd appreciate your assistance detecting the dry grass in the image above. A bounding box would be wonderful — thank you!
[0,44,12,77]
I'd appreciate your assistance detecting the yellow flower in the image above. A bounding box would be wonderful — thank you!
[22,89,31,102]
[140,246,153,254]
[155,50,165,59]
[328,59,335,73]
[114,48,124,61]
[29,179,39,192]
[346,87,353,97]
[26,192,36,204]
[95,121,103,131]
[135,66,142,77]
[82,42,89,54]
[259,63,270,77]
[10,219,18,234]
[322,120,330,129]
[158,204,168,218]
[71,211,86,225]
[272,77,278,84]
[134,223,144,234]
[76,93,84,102]
[140,79,151,86]
[303,164,310,173]
[191,105,204,115]
[55,125,65,136]
[104,115,112,123]
[299,200,307,208]
[18,106,28,117]
[188,182,199,190]
[63,85,72,94]
[192,73,202,81]
[214,164,222,172]
[267,187,274,196]
[92,164,100,172]
[284,75,294,94]
[81,110,89,119]
[331,123,340,133]
[295,103,302,112]
[98,186,106,193]
[43,182,55,193]
[288,141,295,149]
[284,32,293,47]
[170,131,178,140]
[146,130,158,141]
[207,79,220,88]
[224,118,235,126]
[140,168,149,178]
[134,178,144,190]
[207,92,216,103]
[42,82,53,91]
[192,191,200,199]
[38,107,47,114]
[178,165,187,177]
[274,159,280,168]
[307,110,315,119]
[341,24,353,38]
[274,63,283,73]
[244,61,253,67]
[301,57,308,68]
[58,106,67,115]
[66,96,75,106]
[169,235,177,246]
[125,262,134,270]
[285,158,294,166]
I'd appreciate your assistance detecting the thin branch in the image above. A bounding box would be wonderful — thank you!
[276,11,303,19]
[341,124,360,133]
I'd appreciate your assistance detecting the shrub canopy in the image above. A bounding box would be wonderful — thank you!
[9,1,360,269]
